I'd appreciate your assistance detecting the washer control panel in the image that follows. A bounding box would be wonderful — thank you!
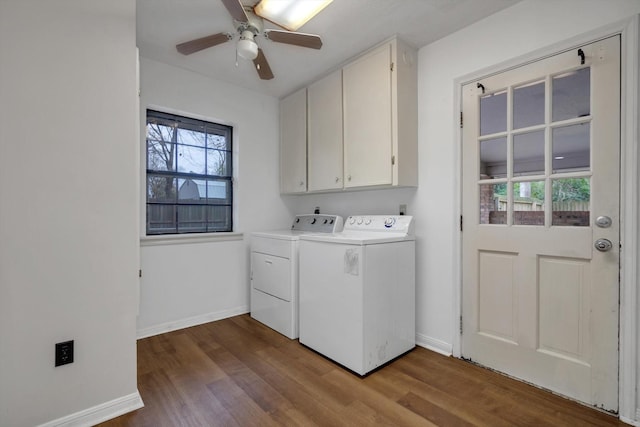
[344,215,413,234]
[291,214,344,233]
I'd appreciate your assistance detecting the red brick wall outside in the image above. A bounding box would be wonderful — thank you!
[488,211,590,226]
[480,184,496,224]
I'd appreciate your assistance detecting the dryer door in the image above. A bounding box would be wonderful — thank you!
[251,252,292,301]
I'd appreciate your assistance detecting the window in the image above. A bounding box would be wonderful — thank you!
[146,110,233,234]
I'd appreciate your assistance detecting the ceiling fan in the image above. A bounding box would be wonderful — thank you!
[176,0,325,80]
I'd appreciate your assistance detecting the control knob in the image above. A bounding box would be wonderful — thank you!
[384,217,396,228]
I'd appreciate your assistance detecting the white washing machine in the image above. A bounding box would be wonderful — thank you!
[250,214,343,339]
[299,215,415,375]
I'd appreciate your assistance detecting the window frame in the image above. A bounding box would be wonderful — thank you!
[145,109,233,235]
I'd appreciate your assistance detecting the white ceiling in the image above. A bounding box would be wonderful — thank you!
[137,0,520,99]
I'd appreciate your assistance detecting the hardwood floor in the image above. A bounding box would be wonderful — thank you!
[99,315,628,427]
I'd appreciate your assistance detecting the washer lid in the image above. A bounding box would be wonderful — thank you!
[300,231,415,245]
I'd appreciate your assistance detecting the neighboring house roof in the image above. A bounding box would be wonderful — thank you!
[178,178,226,200]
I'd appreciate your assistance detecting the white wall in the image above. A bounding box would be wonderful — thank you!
[0,1,140,426]
[137,58,289,336]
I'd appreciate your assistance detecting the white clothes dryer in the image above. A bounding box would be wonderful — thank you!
[299,215,415,375]
[250,214,343,339]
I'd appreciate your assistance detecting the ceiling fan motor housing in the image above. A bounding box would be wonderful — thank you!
[235,9,263,36]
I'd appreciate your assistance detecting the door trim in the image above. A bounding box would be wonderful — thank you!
[452,16,639,421]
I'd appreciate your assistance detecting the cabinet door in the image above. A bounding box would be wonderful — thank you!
[308,70,343,191]
[343,43,392,188]
[280,88,307,194]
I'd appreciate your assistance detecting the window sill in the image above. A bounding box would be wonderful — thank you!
[140,232,244,247]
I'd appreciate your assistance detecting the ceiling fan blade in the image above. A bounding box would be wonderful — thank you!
[176,32,231,55]
[253,48,274,80]
[220,0,249,22]
[264,30,322,49]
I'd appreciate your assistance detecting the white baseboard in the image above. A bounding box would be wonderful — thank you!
[620,412,640,427]
[416,333,453,356]
[137,305,249,339]
[37,391,143,427]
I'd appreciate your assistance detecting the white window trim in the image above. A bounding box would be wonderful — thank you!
[140,232,243,247]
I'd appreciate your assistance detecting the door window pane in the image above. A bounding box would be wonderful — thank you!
[480,137,507,179]
[480,91,507,136]
[513,130,545,176]
[513,81,545,129]
[513,181,545,225]
[552,178,590,226]
[552,124,590,173]
[552,67,590,122]
[479,183,507,224]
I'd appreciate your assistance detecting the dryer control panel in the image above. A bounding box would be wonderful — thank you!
[291,214,344,233]
[344,215,414,235]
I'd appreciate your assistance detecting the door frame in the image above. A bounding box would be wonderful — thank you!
[452,16,639,421]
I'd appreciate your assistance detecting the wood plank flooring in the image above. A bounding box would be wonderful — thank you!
[99,315,629,427]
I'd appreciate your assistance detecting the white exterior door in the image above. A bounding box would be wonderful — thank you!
[461,36,620,411]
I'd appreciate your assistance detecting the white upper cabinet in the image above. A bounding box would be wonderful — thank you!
[343,38,417,189]
[308,70,343,192]
[343,43,393,188]
[280,87,307,194]
[279,37,417,194]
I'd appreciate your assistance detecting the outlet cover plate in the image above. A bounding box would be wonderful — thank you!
[55,340,74,367]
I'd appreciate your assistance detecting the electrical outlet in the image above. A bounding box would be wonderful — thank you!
[55,340,74,367]
[399,204,407,215]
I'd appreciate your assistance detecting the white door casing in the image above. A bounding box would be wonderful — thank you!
[461,36,620,411]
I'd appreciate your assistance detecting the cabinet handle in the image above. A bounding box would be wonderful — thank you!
[347,175,352,181]
[299,181,304,186]
[335,177,340,183]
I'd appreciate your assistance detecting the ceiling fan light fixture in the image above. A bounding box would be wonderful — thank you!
[254,0,333,31]
[237,30,258,60]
